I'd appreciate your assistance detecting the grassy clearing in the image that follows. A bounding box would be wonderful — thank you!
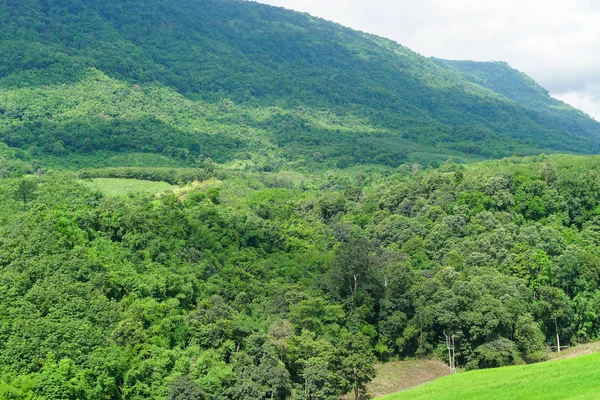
[81,178,174,196]
[379,351,600,400]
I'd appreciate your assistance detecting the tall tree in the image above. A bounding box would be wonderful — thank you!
[336,332,376,400]
[13,177,37,212]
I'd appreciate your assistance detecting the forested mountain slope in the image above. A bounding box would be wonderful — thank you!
[1,0,599,170]
[434,59,599,141]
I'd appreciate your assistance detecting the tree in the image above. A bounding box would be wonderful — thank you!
[167,376,205,400]
[300,357,340,400]
[336,332,376,400]
[258,354,291,400]
[52,140,66,155]
[539,162,557,186]
[514,314,545,362]
[202,157,215,176]
[29,354,86,400]
[412,163,420,176]
[228,353,267,400]
[328,238,379,300]
[535,286,571,353]
[268,320,295,361]
[289,298,345,335]
[13,177,38,212]
[528,250,554,299]
[471,338,522,369]
[289,330,342,399]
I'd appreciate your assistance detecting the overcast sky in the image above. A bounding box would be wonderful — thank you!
[258,0,600,120]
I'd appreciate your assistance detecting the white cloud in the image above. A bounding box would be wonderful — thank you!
[554,90,600,121]
[258,0,600,119]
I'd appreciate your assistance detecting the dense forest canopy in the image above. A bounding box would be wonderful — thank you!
[0,0,599,171]
[2,149,600,398]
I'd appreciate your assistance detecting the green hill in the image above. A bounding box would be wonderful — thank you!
[380,351,600,400]
[2,146,600,398]
[1,0,599,170]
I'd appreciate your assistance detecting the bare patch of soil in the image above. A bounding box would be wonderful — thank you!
[548,341,600,362]
[342,358,452,399]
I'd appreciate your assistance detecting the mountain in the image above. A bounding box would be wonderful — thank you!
[1,0,599,170]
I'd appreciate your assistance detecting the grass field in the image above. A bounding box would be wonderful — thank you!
[379,351,600,399]
[81,178,174,196]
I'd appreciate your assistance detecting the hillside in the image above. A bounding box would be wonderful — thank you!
[380,351,600,400]
[0,0,599,170]
[3,145,600,398]
[365,360,451,398]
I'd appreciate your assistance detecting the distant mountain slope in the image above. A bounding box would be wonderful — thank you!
[431,59,556,109]
[433,59,599,143]
[0,0,599,169]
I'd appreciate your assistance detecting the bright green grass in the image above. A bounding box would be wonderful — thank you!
[81,178,174,196]
[380,352,600,400]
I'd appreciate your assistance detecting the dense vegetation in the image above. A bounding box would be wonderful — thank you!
[3,1,600,398]
[381,351,600,400]
[3,144,600,398]
[1,0,599,171]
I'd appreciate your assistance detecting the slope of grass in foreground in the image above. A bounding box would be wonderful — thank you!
[380,352,600,400]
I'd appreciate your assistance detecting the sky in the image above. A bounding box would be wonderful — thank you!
[258,0,600,120]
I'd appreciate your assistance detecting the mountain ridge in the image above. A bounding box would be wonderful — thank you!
[0,0,599,169]
[433,58,599,142]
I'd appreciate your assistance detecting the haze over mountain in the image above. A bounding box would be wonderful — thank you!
[1,0,599,170]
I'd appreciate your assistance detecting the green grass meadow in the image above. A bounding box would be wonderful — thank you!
[380,352,600,400]
[80,178,174,196]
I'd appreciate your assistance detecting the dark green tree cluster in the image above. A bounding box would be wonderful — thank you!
[79,167,210,185]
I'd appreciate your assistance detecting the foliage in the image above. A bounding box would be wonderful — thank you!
[12,176,38,211]
[3,1,600,398]
[167,376,205,400]
[0,154,599,397]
